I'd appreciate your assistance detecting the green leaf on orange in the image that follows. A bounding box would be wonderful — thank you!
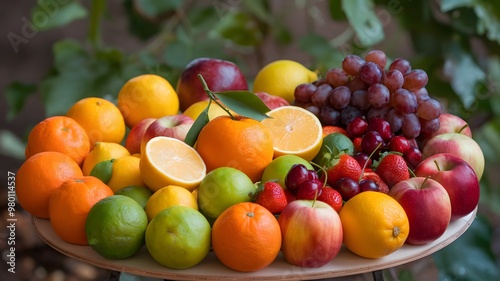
[214,90,271,121]
[184,107,210,147]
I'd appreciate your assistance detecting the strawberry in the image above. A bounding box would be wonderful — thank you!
[361,168,389,193]
[324,153,363,187]
[317,186,343,213]
[374,152,410,188]
[353,137,363,153]
[252,181,288,214]
[283,188,296,204]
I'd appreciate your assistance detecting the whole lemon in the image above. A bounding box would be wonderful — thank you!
[253,60,318,103]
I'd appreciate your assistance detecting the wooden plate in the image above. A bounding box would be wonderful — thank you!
[32,209,476,280]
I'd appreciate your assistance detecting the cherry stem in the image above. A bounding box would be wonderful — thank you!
[358,142,383,183]
[197,74,235,119]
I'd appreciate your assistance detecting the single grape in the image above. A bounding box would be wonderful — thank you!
[347,76,368,92]
[389,58,412,75]
[296,178,323,200]
[340,105,363,126]
[365,50,387,70]
[294,83,318,102]
[320,106,341,126]
[346,116,368,138]
[420,117,440,135]
[403,69,428,91]
[393,88,418,114]
[342,55,364,76]
[383,69,404,93]
[414,88,429,103]
[325,68,350,87]
[350,89,370,111]
[334,177,360,201]
[417,98,442,120]
[361,131,384,155]
[359,62,383,85]
[367,117,393,142]
[311,84,333,106]
[384,108,404,132]
[401,113,421,139]
[304,104,320,118]
[367,83,390,108]
[329,86,352,110]
[314,77,328,87]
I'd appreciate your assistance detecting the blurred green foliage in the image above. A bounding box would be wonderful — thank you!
[4,0,500,279]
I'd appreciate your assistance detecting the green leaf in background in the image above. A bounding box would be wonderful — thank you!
[5,82,37,120]
[443,47,486,109]
[214,91,270,121]
[0,130,26,160]
[31,0,87,31]
[433,215,500,280]
[136,0,182,18]
[123,0,161,40]
[298,33,345,74]
[184,107,210,147]
[341,0,384,47]
[328,0,347,21]
[213,11,265,47]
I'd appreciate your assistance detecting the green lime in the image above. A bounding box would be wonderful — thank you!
[197,167,256,224]
[312,133,354,167]
[85,195,148,259]
[115,185,153,209]
[261,155,314,188]
[146,206,211,269]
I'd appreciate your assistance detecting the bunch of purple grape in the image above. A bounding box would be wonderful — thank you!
[293,50,442,139]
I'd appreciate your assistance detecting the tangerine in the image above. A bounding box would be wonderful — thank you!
[48,176,114,245]
[195,115,274,182]
[25,116,90,166]
[16,151,83,218]
[66,97,126,146]
[339,191,409,258]
[211,202,281,272]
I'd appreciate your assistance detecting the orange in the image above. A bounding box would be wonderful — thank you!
[66,97,126,146]
[48,176,114,245]
[16,151,83,218]
[339,191,409,259]
[322,125,349,138]
[117,74,179,128]
[140,136,206,192]
[25,116,90,166]
[211,202,281,272]
[196,115,274,182]
[261,106,323,161]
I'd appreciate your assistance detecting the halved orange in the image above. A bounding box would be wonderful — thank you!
[261,106,323,161]
[140,137,206,192]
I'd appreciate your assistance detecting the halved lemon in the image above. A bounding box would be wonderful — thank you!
[140,137,206,192]
[261,106,323,161]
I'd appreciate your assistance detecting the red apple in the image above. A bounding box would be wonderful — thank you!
[140,115,194,153]
[254,91,290,110]
[176,58,248,111]
[422,133,484,180]
[389,177,451,245]
[414,153,480,221]
[125,118,156,155]
[419,113,472,146]
[277,200,343,268]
